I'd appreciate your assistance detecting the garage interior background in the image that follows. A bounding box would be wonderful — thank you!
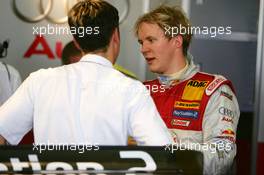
[0,0,263,175]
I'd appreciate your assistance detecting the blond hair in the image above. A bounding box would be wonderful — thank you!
[134,5,192,56]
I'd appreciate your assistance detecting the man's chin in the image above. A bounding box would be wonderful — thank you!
[148,66,161,74]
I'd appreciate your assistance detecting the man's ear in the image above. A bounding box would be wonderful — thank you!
[110,28,120,53]
[112,28,120,44]
[171,35,183,48]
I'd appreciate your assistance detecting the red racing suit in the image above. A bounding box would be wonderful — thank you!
[144,56,240,174]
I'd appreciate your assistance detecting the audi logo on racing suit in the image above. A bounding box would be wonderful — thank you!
[219,107,235,118]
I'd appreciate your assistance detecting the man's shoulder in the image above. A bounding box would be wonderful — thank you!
[195,71,229,81]
[203,74,233,96]
[193,72,234,96]
[194,71,216,79]
[25,66,69,86]
[111,70,150,96]
[113,69,144,87]
[30,66,66,77]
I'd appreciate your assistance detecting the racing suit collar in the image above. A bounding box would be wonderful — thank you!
[157,53,199,87]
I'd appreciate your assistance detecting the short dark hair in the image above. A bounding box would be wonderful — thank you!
[68,0,119,53]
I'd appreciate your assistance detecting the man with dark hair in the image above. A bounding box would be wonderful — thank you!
[135,5,240,174]
[61,41,82,65]
[0,0,172,146]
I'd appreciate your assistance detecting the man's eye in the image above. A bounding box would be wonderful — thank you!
[148,38,155,43]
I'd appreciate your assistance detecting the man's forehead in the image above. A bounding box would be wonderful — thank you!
[138,23,163,38]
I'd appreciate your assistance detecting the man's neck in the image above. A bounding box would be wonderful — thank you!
[168,59,188,77]
[163,52,187,75]
[88,50,115,64]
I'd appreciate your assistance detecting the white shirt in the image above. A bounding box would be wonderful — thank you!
[0,62,21,106]
[0,54,172,145]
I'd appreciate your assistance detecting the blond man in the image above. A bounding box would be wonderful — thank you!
[135,5,240,174]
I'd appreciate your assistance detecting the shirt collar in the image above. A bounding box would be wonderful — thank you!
[157,53,199,87]
[79,54,113,68]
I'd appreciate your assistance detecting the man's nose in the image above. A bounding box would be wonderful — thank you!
[141,43,150,54]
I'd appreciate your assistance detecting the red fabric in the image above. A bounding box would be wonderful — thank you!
[257,142,264,175]
[144,72,231,131]
[19,130,34,144]
[236,140,264,175]
[236,139,251,175]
